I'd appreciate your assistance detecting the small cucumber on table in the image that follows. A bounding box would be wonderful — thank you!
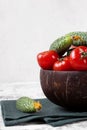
[16,97,42,113]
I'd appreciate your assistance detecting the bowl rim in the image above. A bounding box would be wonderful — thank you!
[40,68,87,73]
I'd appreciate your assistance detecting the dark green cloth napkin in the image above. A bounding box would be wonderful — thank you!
[1,98,87,127]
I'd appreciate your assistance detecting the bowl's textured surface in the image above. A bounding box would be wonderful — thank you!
[40,69,87,110]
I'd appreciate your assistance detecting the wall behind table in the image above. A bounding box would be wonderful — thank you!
[0,0,87,83]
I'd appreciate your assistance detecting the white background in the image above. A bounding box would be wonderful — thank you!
[0,0,87,83]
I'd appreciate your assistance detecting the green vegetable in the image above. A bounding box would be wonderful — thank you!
[49,36,73,54]
[49,32,87,55]
[16,97,42,113]
[66,32,87,46]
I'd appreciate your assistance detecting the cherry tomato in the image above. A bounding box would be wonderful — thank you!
[37,50,59,70]
[53,56,72,71]
[70,46,87,70]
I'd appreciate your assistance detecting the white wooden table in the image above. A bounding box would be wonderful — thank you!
[0,82,87,130]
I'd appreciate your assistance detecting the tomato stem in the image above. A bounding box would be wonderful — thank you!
[58,57,64,61]
[81,52,87,58]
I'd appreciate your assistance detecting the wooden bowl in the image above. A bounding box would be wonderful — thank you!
[40,69,87,110]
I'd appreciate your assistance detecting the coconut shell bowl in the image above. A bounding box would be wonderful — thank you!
[40,69,87,110]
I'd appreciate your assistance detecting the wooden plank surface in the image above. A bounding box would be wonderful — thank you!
[0,82,87,130]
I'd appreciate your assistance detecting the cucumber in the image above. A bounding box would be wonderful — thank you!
[66,32,87,46]
[49,32,87,55]
[49,36,73,54]
[16,97,42,113]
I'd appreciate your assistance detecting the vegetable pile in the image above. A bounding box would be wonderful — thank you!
[37,32,87,71]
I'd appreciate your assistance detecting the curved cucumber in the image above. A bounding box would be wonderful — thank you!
[49,36,73,54]
[49,32,87,55]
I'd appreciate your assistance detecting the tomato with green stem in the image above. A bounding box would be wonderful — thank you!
[53,56,72,71]
[70,46,87,70]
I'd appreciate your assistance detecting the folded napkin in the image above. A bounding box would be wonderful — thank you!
[1,98,87,127]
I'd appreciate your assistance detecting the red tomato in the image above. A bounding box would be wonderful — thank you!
[53,56,72,71]
[70,46,87,70]
[37,50,59,70]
